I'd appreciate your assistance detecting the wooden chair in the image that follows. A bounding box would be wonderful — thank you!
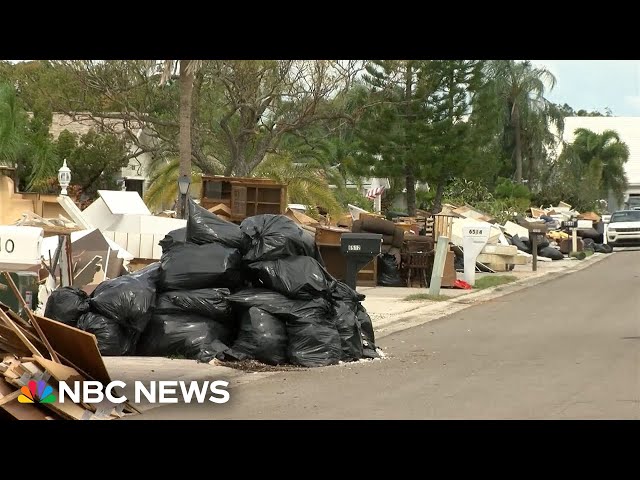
[401,240,434,288]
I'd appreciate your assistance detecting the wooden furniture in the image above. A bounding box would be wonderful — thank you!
[401,238,434,288]
[315,226,377,286]
[200,175,287,223]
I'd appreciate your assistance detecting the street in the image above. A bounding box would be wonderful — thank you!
[129,250,640,420]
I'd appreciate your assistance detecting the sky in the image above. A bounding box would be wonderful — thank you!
[533,60,640,116]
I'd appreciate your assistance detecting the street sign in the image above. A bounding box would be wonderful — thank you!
[462,224,491,286]
[0,226,44,271]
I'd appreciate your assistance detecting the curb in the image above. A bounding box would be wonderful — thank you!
[374,252,613,339]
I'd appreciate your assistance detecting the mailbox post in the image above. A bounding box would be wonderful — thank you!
[340,233,383,290]
[528,223,547,272]
[562,219,579,252]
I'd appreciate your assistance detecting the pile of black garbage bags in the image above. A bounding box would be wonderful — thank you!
[43,199,379,368]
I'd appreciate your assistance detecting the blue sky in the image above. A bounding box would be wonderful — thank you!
[533,60,640,116]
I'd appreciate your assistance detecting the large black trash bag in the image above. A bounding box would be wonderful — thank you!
[77,312,134,356]
[228,288,341,367]
[248,256,336,300]
[89,272,156,334]
[356,305,378,359]
[44,287,90,327]
[159,228,186,254]
[129,262,162,284]
[594,243,613,253]
[332,280,365,303]
[159,242,243,291]
[228,288,335,320]
[186,198,246,250]
[136,313,234,362]
[224,307,288,365]
[155,288,232,320]
[578,228,602,243]
[333,300,364,361]
[286,318,342,367]
[538,246,564,260]
[511,235,531,253]
[377,253,404,286]
[240,214,321,263]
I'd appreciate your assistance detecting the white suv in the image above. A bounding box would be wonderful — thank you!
[607,210,640,247]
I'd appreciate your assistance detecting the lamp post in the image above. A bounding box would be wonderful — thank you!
[177,174,191,219]
[58,159,71,195]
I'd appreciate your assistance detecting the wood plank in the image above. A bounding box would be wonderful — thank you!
[139,233,155,259]
[125,233,141,258]
[114,231,128,251]
[0,378,52,420]
[0,309,43,358]
[33,355,84,383]
[0,388,20,406]
[32,314,112,385]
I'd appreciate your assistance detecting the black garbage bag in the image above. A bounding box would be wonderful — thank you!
[158,227,186,254]
[536,239,550,250]
[593,243,613,253]
[227,288,340,367]
[89,273,156,334]
[511,235,531,253]
[579,228,603,243]
[186,198,247,250]
[240,214,321,263]
[248,256,336,300]
[155,288,232,320]
[159,242,243,291]
[377,253,404,286]
[538,246,564,260]
[44,287,90,327]
[286,317,342,367]
[77,312,135,356]
[136,312,234,362]
[129,261,162,284]
[224,307,288,365]
[332,280,365,303]
[333,300,364,361]
[356,305,378,359]
[582,238,595,249]
[228,288,335,320]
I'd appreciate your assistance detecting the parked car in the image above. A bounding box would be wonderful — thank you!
[606,210,640,247]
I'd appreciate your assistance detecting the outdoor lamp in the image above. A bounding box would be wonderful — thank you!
[58,159,71,195]
[178,175,191,195]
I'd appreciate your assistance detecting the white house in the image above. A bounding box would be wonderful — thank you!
[559,116,640,212]
[47,113,156,197]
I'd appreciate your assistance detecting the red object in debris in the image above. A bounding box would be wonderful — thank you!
[453,279,473,290]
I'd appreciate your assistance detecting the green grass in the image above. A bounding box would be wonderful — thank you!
[473,275,518,290]
[403,293,449,302]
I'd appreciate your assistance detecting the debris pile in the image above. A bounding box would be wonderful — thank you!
[0,276,139,420]
[43,198,379,368]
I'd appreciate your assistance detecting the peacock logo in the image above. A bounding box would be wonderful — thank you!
[18,379,56,404]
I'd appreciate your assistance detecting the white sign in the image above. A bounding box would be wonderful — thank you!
[462,224,491,286]
[0,226,44,271]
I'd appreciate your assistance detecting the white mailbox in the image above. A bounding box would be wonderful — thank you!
[462,224,491,286]
[0,226,44,271]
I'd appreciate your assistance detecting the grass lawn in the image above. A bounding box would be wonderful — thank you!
[473,275,518,290]
[403,293,449,302]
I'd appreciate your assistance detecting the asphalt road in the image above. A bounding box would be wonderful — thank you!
[132,250,640,420]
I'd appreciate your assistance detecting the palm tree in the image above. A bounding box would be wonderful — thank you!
[144,158,202,213]
[486,61,560,184]
[0,83,25,165]
[568,128,629,204]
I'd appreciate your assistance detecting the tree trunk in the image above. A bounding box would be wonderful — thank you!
[405,165,416,216]
[512,103,523,183]
[179,60,194,178]
[431,181,445,214]
[404,62,416,216]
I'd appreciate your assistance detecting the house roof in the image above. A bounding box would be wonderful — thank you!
[560,116,640,187]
